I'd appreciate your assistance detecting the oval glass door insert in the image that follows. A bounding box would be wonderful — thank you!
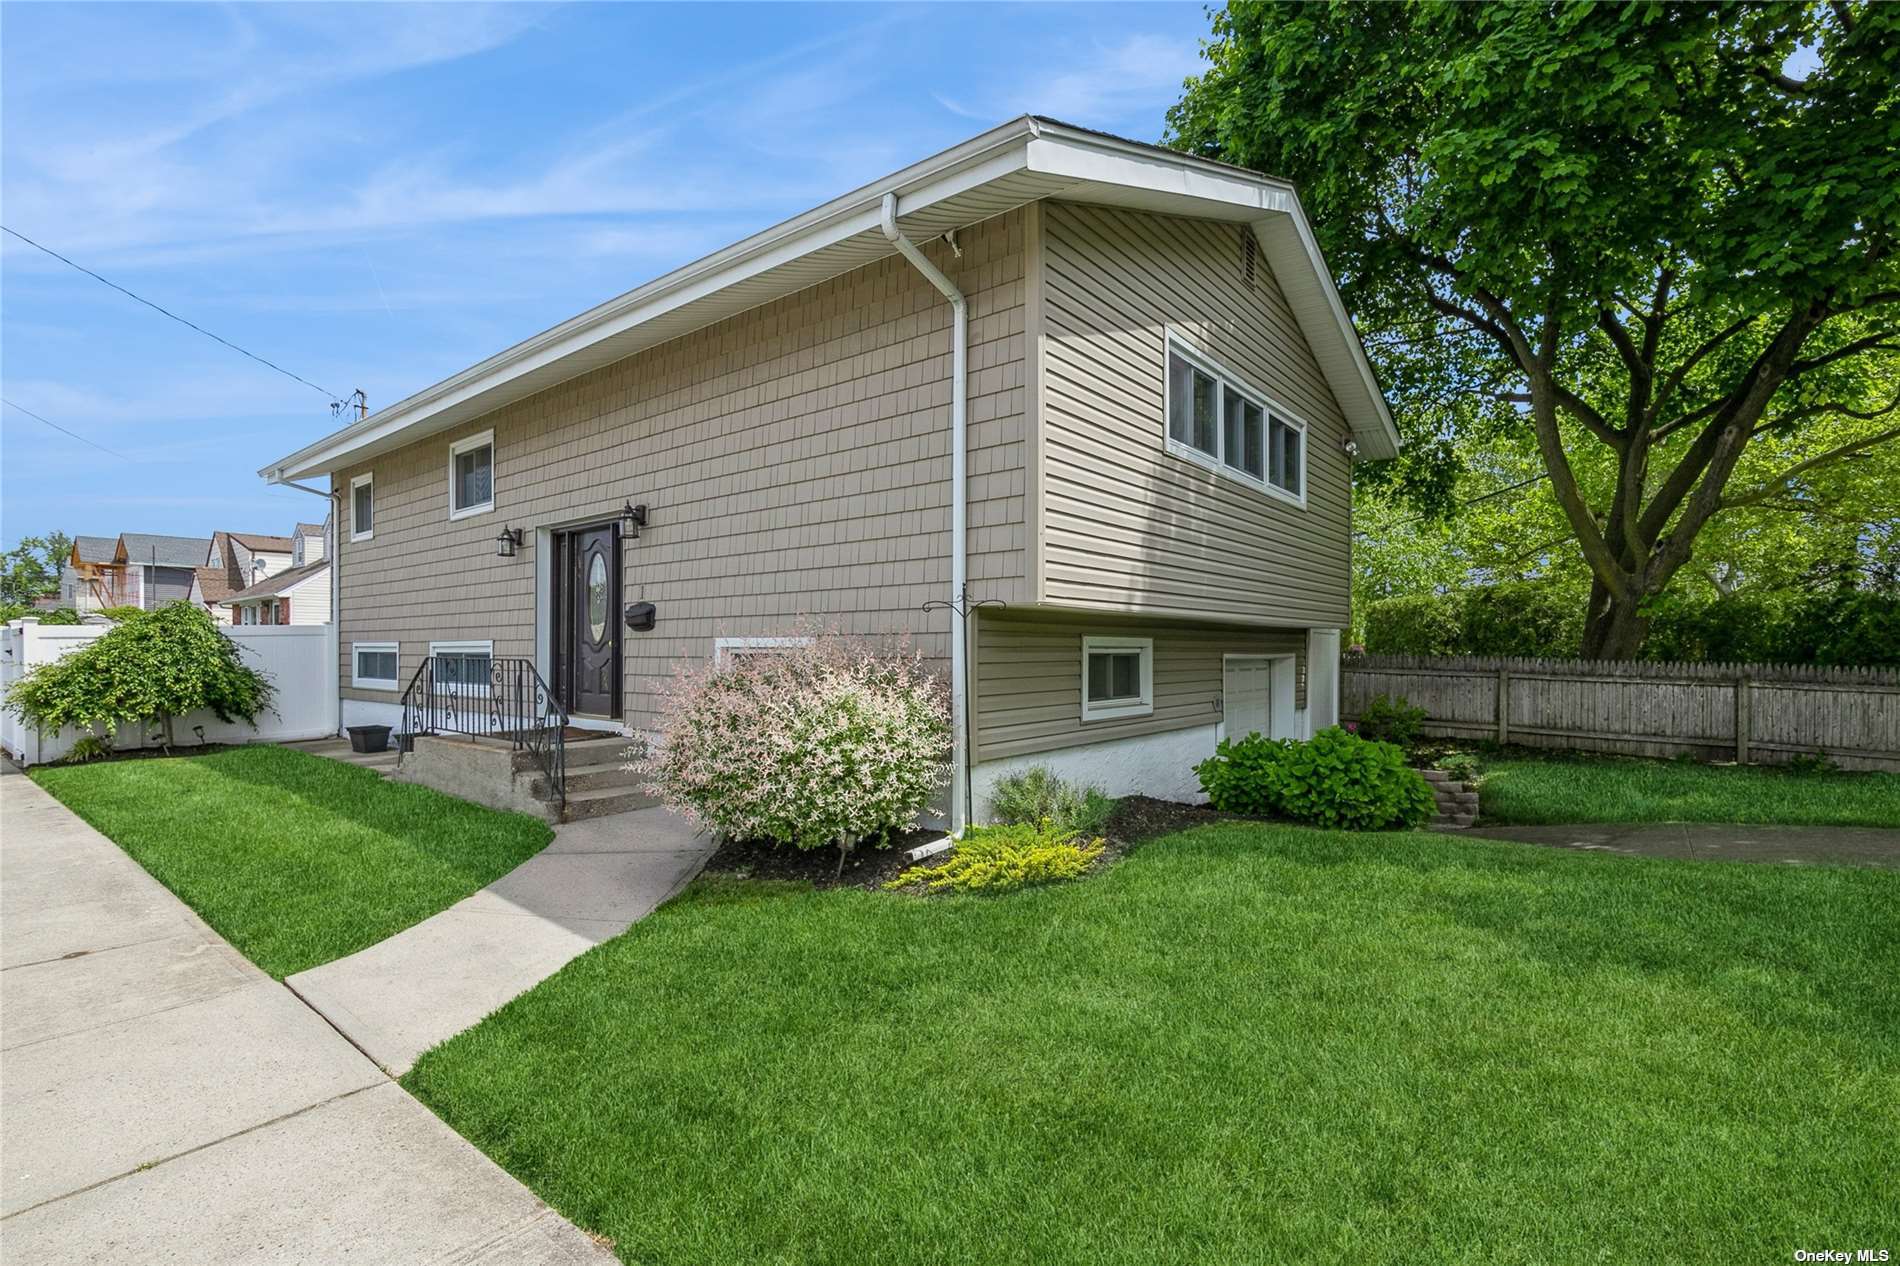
[586,552,608,643]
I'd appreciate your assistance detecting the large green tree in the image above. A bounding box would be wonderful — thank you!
[0,532,73,605]
[1170,1,1900,657]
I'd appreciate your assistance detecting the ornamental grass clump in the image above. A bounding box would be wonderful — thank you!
[884,821,1105,895]
[644,633,951,876]
[5,601,274,753]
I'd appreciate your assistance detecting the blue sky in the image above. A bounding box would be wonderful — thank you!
[0,1,1212,549]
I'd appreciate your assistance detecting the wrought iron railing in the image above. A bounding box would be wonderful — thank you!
[397,656,568,811]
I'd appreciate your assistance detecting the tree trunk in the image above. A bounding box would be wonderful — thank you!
[1581,590,1650,660]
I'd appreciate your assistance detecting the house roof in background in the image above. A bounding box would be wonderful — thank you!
[294,522,325,538]
[192,566,236,604]
[116,533,213,568]
[225,559,328,604]
[71,535,118,565]
[228,532,295,552]
[262,115,1401,482]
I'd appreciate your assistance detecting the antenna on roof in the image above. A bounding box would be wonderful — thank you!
[330,389,367,423]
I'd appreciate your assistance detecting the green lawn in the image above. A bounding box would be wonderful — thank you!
[404,825,1898,1264]
[30,746,551,978]
[1477,753,1900,827]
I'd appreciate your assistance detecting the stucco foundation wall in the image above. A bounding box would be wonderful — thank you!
[334,210,1027,731]
[971,725,1220,823]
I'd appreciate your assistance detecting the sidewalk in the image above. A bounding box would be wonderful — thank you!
[0,769,615,1265]
[1464,820,1900,869]
[289,806,713,1076]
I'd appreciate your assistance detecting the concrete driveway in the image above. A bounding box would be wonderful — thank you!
[0,768,615,1265]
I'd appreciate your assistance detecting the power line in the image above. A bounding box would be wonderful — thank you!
[1,224,341,403]
[2,397,133,461]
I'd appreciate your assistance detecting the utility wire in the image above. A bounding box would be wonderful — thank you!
[1,224,342,403]
[2,396,133,461]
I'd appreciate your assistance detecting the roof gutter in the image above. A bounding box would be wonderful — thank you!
[880,191,970,837]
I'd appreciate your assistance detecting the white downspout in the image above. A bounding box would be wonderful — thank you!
[881,192,969,836]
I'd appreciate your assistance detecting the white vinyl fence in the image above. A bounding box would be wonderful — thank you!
[1,619,337,766]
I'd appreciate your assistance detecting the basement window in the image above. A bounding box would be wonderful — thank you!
[1081,636,1153,722]
[352,642,399,691]
[430,639,494,692]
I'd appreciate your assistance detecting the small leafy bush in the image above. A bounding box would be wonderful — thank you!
[885,822,1104,894]
[0,603,82,625]
[5,602,273,750]
[1438,751,1486,786]
[1195,726,1436,831]
[1355,693,1427,749]
[61,734,113,764]
[644,632,951,872]
[987,766,1114,836]
[1787,752,1841,777]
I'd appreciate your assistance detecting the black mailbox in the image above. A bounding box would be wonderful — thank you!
[624,601,657,632]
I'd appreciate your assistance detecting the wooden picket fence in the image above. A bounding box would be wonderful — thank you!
[1341,653,1900,772]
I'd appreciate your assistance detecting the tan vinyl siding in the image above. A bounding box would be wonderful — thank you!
[1038,202,1353,627]
[973,608,1306,762]
[335,210,1027,726]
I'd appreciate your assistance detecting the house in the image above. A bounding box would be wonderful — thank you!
[114,534,214,610]
[259,117,1399,828]
[59,536,122,611]
[226,559,330,625]
[292,521,327,567]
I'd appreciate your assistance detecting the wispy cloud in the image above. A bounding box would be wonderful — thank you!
[932,32,1202,137]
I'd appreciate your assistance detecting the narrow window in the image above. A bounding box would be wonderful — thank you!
[1167,348,1219,459]
[449,432,495,519]
[1081,636,1154,722]
[1269,416,1304,497]
[352,642,399,690]
[350,474,375,541]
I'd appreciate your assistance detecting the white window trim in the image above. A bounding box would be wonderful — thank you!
[428,639,495,693]
[350,473,375,542]
[1080,635,1155,722]
[714,635,812,666]
[352,641,400,691]
[1163,330,1308,508]
[447,430,496,521]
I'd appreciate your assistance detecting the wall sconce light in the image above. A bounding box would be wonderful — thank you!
[1341,438,1359,459]
[495,527,523,558]
[620,500,648,539]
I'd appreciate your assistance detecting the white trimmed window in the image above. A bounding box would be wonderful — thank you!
[1080,636,1153,722]
[1164,332,1306,503]
[350,473,375,542]
[429,639,494,691]
[714,636,812,667]
[352,642,399,690]
[448,431,495,520]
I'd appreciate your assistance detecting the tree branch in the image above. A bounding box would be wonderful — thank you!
[1723,425,1900,509]
[1788,330,1899,377]
[1649,313,1761,427]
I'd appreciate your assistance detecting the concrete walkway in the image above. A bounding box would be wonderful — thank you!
[1465,821,1900,869]
[288,806,713,1076]
[0,768,615,1265]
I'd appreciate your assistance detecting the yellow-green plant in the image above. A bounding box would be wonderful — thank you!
[885,822,1105,895]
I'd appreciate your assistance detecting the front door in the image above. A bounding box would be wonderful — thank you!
[553,524,620,717]
[1223,657,1272,741]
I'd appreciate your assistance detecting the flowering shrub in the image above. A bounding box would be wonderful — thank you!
[884,821,1105,895]
[643,633,951,867]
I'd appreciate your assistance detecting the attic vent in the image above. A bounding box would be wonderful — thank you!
[1239,227,1257,288]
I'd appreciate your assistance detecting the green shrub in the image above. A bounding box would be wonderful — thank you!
[1354,694,1426,749]
[1787,752,1841,777]
[1192,734,1291,816]
[60,734,113,764]
[1364,593,1462,656]
[96,605,145,623]
[1438,751,1486,786]
[986,766,1114,836]
[4,601,273,750]
[1196,727,1435,831]
[0,602,81,625]
[885,821,1104,894]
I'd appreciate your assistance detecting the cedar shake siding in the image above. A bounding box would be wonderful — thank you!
[336,209,1027,730]
[972,608,1308,763]
[1036,201,1354,628]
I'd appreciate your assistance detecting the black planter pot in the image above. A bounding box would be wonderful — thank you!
[346,724,392,754]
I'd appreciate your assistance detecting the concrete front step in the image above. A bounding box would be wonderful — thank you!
[554,763,648,795]
[507,735,631,774]
[560,785,664,821]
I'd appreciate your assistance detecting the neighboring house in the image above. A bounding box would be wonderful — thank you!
[258,118,1399,827]
[115,534,213,610]
[226,559,330,626]
[60,535,122,611]
[292,521,327,567]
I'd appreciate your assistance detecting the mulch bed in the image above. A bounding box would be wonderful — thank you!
[702,796,1257,894]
